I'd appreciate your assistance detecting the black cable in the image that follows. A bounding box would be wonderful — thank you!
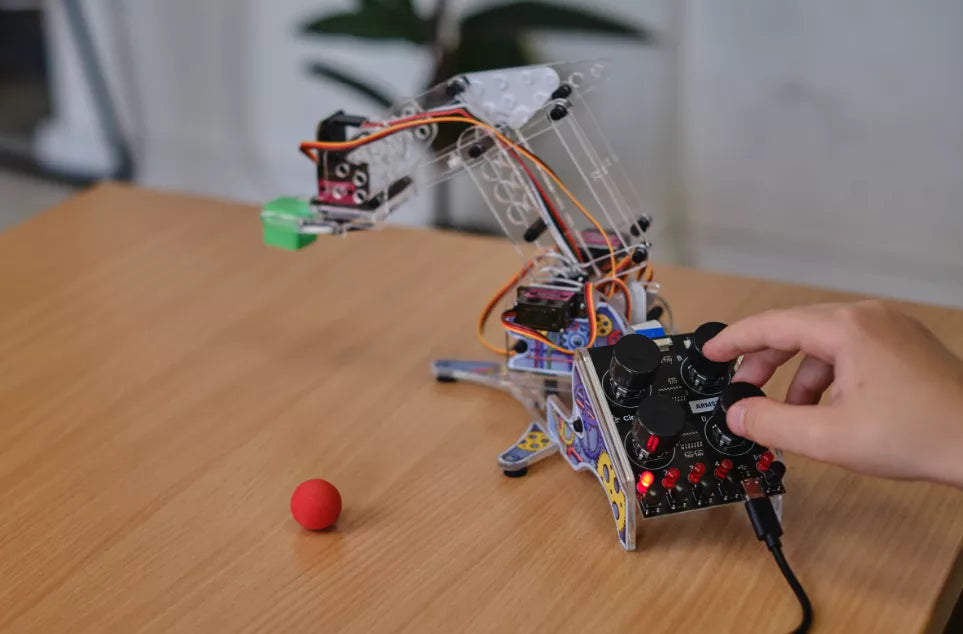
[743,478,814,634]
[769,544,814,634]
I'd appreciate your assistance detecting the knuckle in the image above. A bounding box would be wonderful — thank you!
[756,308,783,325]
[858,299,887,312]
[860,299,897,322]
[903,312,929,333]
[835,305,863,330]
[838,300,887,331]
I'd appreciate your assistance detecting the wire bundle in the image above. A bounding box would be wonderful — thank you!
[298,107,655,356]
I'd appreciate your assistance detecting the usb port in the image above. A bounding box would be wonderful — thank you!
[742,477,765,499]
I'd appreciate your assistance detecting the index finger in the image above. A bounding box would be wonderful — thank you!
[702,304,849,365]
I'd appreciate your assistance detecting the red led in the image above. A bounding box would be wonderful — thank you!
[714,458,734,480]
[645,435,660,454]
[637,471,655,496]
[688,462,707,484]
[756,451,774,472]
[662,467,680,489]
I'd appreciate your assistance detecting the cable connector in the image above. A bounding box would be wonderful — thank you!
[742,478,813,633]
[742,477,783,549]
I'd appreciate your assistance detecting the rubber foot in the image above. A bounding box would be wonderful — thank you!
[503,467,528,478]
[435,375,457,383]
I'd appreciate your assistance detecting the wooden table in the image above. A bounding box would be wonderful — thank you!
[1,184,961,633]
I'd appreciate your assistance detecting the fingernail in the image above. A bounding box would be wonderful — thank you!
[728,403,746,434]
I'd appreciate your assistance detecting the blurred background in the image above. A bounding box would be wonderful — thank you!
[1,0,961,307]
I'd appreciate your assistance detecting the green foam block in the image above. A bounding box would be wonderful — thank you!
[260,197,317,251]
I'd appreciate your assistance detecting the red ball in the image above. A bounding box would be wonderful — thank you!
[290,479,342,530]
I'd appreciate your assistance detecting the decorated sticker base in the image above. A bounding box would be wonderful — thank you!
[546,359,636,550]
[497,421,559,471]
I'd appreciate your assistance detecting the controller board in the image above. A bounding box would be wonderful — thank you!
[584,324,786,519]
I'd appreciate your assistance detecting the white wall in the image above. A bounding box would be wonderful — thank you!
[36,0,963,306]
[38,0,672,236]
[680,0,963,306]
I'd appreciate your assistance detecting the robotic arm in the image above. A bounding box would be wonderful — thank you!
[260,60,669,350]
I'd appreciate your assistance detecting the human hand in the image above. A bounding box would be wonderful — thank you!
[702,301,963,487]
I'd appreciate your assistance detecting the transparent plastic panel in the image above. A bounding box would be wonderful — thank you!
[269,58,665,321]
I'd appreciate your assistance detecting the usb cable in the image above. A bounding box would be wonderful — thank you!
[743,478,813,634]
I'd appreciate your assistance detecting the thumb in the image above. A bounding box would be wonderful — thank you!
[728,397,836,458]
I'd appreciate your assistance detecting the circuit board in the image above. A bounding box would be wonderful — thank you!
[586,333,786,519]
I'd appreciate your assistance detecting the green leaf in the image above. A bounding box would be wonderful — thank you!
[461,1,651,41]
[451,34,533,75]
[302,6,431,45]
[306,61,395,107]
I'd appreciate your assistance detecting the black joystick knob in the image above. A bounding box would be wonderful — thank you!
[764,461,786,488]
[606,334,661,405]
[633,395,685,458]
[709,382,765,449]
[687,321,732,388]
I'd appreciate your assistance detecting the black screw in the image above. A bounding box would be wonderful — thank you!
[549,104,568,121]
[629,214,653,236]
[446,78,466,97]
[550,84,572,100]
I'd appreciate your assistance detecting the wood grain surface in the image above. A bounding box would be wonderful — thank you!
[1,184,961,633]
